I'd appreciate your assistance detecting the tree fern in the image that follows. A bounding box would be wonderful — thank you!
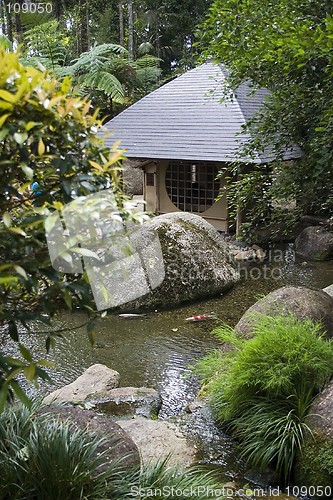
[24,21,69,70]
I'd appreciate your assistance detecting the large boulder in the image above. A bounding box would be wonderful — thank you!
[43,364,120,405]
[93,387,162,418]
[235,286,333,338]
[39,405,140,469]
[307,380,333,438]
[293,380,333,494]
[295,226,333,260]
[118,212,239,311]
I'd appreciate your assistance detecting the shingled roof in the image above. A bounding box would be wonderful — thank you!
[103,61,301,164]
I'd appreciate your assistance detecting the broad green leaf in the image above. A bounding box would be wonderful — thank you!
[71,247,100,259]
[38,138,45,155]
[0,113,10,127]
[21,164,34,180]
[25,121,38,131]
[9,227,27,237]
[8,321,18,341]
[6,367,23,382]
[2,211,11,228]
[11,380,32,408]
[0,128,9,142]
[0,89,16,102]
[24,364,36,382]
[14,265,28,280]
[5,356,25,367]
[37,359,55,367]
[19,344,32,362]
[14,132,28,144]
[0,276,18,284]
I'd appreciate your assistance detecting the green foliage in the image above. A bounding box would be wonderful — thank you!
[0,402,124,499]
[201,0,333,223]
[195,314,333,481]
[225,165,302,243]
[0,402,225,499]
[23,20,70,70]
[0,49,144,408]
[294,432,333,492]
[60,43,129,103]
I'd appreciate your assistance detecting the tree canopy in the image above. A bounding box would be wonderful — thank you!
[201,0,333,219]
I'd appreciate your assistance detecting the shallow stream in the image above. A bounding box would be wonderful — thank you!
[3,243,333,493]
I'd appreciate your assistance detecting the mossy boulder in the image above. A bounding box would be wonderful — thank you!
[295,226,333,261]
[294,380,333,496]
[117,212,240,311]
[235,286,333,338]
[293,433,333,498]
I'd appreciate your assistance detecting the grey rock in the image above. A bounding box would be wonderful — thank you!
[234,249,256,261]
[122,160,144,195]
[38,405,140,469]
[118,212,240,311]
[43,364,120,404]
[92,387,162,418]
[116,416,196,467]
[307,380,333,438]
[235,285,333,338]
[295,226,333,261]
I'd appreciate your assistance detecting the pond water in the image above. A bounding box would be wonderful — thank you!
[3,243,333,492]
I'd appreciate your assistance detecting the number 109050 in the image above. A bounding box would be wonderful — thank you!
[6,3,52,14]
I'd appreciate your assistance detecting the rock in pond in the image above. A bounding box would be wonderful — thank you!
[235,285,333,338]
[92,387,162,418]
[117,212,239,311]
[38,405,140,469]
[295,226,333,260]
[43,364,120,404]
[116,416,196,467]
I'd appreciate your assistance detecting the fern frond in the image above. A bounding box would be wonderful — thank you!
[82,71,124,103]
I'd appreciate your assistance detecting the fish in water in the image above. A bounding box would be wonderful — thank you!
[185,313,217,322]
[118,313,146,319]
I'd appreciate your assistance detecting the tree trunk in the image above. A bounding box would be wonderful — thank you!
[127,0,134,59]
[155,2,160,61]
[53,0,63,21]
[118,0,124,46]
[79,0,89,53]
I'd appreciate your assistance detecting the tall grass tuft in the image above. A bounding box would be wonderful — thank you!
[195,314,333,482]
[0,402,225,499]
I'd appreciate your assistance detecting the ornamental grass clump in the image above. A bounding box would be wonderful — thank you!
[0,402,225,500]
[195,314,333,482]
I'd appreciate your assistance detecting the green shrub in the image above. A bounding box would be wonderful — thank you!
[0,402,226,500]
[195,314,333,481]
[0,49,148,407]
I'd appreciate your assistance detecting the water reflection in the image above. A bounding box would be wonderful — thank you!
[1,243,333,417]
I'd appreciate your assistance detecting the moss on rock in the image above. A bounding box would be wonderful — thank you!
[294,432,333,495]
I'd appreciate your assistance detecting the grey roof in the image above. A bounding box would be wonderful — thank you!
[103,62,301,164]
